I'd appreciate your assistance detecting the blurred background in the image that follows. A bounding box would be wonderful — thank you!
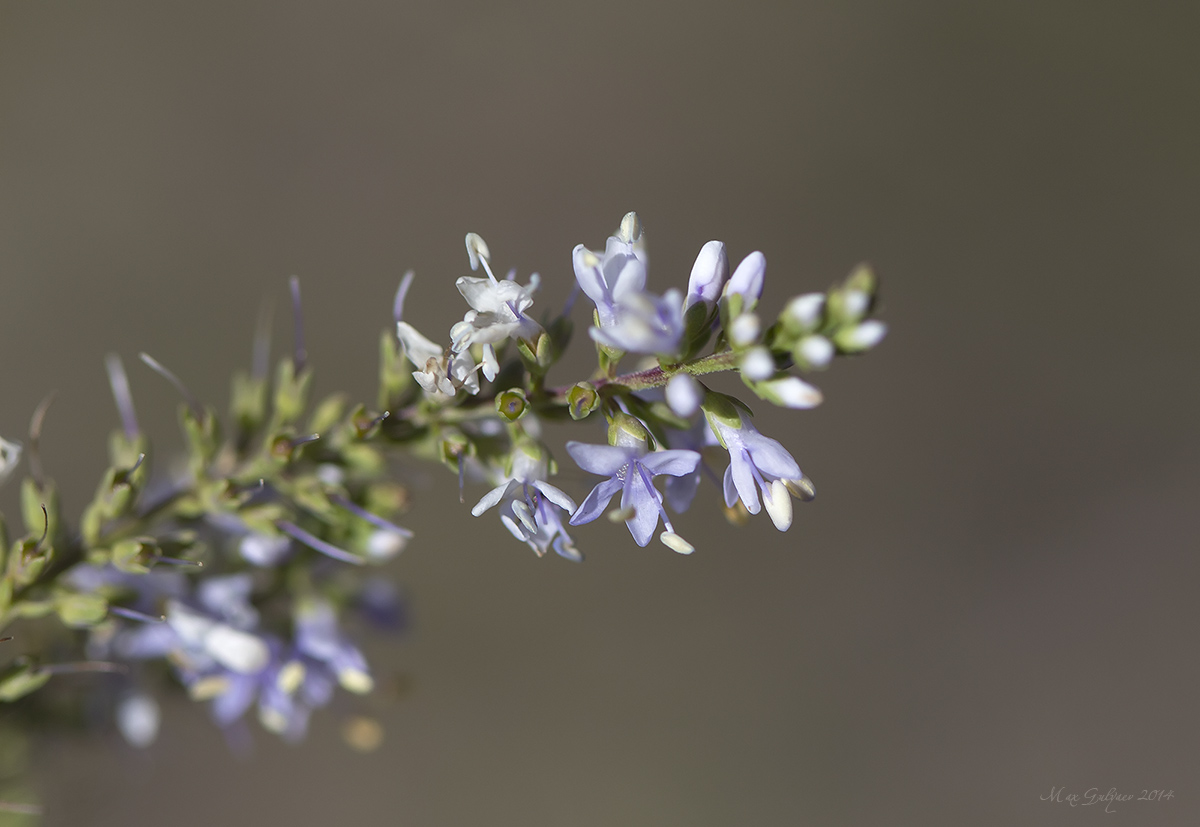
[1,1,1198,825]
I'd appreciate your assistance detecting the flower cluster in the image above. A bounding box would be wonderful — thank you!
[0,213,884,771]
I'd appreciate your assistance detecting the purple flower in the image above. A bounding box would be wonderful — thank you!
[724,251,766,304]
[707,414,802,531]
[685,240,729,309]
[588,288,686,357]
[566,439,700,551]
[572,235,647,329]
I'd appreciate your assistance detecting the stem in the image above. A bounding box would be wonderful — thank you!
[594,350,741,393]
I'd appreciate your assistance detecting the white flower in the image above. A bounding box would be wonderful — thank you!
[450,233,543,381]
[397,321,480,398]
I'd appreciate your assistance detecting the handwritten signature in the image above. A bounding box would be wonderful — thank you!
[1040,786,1174,814]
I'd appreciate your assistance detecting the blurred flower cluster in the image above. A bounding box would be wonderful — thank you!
[0,213,884,792]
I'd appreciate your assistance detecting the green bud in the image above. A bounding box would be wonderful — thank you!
[534,331,555,371]
[111,538,157,574]
[607,412,649,447]
[378,328,413,410]
[309,394,348,435]
[19,478,54,546]
[55,591,108,628]
[567,382,600,421]
[272,358,312,428]
[231,370,269,440]
[238,504,288,537]
[440,432,472,470]
[843,262,877,296]
[181,405,220,473]
[341,443,385,475]
[700,393,745,447]
[496,388,529,422]
[0,659,51,703]
[8,539,51,587]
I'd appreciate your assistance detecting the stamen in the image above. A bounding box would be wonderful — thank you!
[634,461,675,534]
[289,276,307,373]
[38,661,128,675]
[607,506,636,523]
[27,392,56,488]
[0,637,12,643]
[479,256,498,284]
[289,433,321,449]
[457,452,465,504]
[139,353,204,419]
[659,531,695,555]
[329,494,413,538]
[784,476,817,502]
[105,354,139,440]
[277,520,364,565]
[153,556,204,568]
[109,606,165,624]
[392,270,416,324]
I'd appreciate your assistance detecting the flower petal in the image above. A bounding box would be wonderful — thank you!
[639,449,701,477]
[620,470,661,547]
[565,441,636,476]
[569,477,623,525]
[532,480,577,514]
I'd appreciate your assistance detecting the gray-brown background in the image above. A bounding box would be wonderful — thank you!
[1,2,1198,825]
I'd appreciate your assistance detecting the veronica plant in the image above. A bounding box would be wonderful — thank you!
[0,212,885,795]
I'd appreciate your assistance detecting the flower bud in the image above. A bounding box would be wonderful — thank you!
[729,312,761,347]
[567,382,600,420]
[665,374,704,418]
[740,346,776,381]
[495,388,529,422]
[834,320,888,353]
[686,241,728,308]
[782,293,825,335]
[793,335,834,370]
[752,375,823,409]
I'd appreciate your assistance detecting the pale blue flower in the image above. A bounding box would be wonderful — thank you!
[685,240,728,309]
[588,288,686,357]
[708,416,802,530]
[566,440,700,549]
[572,236,647,328]
[725,251,766,303]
